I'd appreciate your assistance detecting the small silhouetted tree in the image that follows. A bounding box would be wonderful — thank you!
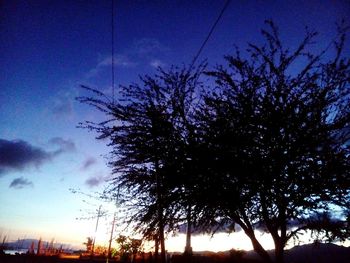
[116,235,142,262]
[194,21,350,263]
[83,237,93,254]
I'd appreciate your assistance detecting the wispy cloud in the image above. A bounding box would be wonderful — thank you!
[98,55,136,68]
[81,157,97,171]
[0,138,76,175]
[85,175,105,188]
[150,59,166,68]
[9,177,34,189]
[133,38,167,55]
[86,54,137,79]
[49,137,76,155]
[177,222,242,235]
[51,93,74,119]
[86,38,169,79]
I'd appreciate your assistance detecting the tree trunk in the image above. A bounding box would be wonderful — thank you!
[154,237,159,263]
[251,238,272,263]
[159,223,166,263]
[272,233,286,263]
[244,230,272,263]
[274,242,284,263]
[155,159,166,263]
[184,204,193,255]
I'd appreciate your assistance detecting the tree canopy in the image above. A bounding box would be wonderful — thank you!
[78,64,206,262]
[193,20,350,263]
[78,21,350,263]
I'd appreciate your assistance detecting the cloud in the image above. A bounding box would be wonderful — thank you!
[85,175,105,188]
[9,177,34,189]
[0,168,7,177]
[133,38,167,55]
[86,38,168,79]
[51,93,74,118]
[87,55,137,78]
[49,137,76,155]
[177,221,241,235]
[85,172,108,188]
[0,139,52,174]
[150,59,166,69]
[98,55,136,68]
[0,138,76,175]
[81,157,97,171]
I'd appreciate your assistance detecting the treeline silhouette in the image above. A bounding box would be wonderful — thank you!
[77,21,350,263]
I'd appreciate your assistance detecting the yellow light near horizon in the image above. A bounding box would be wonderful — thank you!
[145,232,275,253]
[189,232,274,252]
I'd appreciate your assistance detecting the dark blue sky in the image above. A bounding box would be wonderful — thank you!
[0,0,349,249]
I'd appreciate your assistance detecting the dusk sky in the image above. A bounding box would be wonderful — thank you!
[1,0,349,251]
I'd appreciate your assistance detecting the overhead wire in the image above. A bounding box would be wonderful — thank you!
[111,0,115,105]
[188,0,231,71]
[111,0,230,84]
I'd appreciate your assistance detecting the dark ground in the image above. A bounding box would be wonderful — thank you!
[0,254,261,263]
[1,243,350,263]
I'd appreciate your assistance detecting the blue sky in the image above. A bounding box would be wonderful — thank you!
[0,0,349,251]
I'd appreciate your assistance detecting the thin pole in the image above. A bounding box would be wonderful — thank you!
[91,205,102,257]
[107,212,116,262]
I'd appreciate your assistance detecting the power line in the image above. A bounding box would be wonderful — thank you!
[189,0,231,70]
[111,0,115,104]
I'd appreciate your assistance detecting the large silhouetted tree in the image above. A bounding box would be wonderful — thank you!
[194,21,350,263]
[77,65,205,263]
[78,21,349,263]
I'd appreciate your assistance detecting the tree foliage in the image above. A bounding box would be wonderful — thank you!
[83,237,93,253]
[78,64,205,263]
[78,21,350,263]
[116,235,142,263]
[194,20,350,263]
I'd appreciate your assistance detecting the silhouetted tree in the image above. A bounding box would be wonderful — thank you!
[194,21,350,263]
[77,65,205,263]
[78,20,349,263]
[83,237,93,254]
[116,235,142,263]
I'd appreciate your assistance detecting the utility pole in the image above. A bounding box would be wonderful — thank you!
[91,205,102,257]
[107,212,116,263]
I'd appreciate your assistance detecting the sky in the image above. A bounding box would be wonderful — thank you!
[0,0,349,252]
